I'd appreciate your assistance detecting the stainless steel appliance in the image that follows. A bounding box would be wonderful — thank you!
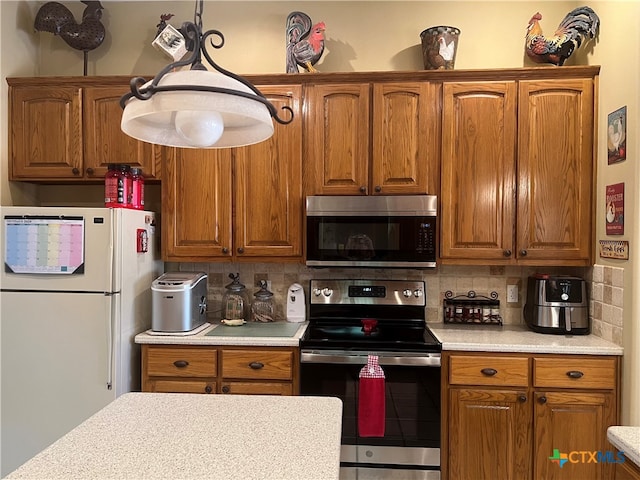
[306,195,437,268]
[300,279,441,479]
[151,272,208,332]
[524,275,589,335]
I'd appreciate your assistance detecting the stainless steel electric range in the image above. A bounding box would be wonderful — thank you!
[300,279,441,480]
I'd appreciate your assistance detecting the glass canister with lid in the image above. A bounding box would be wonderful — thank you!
[222,273,250,322]
[251,280,275,322]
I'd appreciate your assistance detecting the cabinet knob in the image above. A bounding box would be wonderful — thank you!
[249,361,264,370]
[374,185,382,193]
[72,167,80,175]
[222,385,230,394]
[538,395,547,404]
[566,370,584,379]
[518,394,527,403]
[480,368,498,376]
[359,186,367,194]
[520,250,528,257]
[86,167,94,176]
[503,250,512,257]
[237,247,244,254]
[222,247,229,254]
[173,360,189,368]
[204,385,213,394]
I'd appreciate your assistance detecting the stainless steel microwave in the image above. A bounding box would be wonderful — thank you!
[306,195,437,268]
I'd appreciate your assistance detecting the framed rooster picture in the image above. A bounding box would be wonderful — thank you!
[607,106,627,165]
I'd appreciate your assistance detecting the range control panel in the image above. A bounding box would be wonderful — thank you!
[310,279,425,306]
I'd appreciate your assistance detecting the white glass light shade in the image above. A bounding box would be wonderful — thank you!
[121,70,274,148]
[175,110,224,147]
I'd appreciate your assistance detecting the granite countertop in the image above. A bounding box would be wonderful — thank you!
[608,426,640,467]
[5,392,343,480]
[136,321,308,347]
[137,321,623,356]
[428,324,623,355]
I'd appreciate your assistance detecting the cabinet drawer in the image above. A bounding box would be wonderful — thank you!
[533,357,617,389]
[146,346,217,377]
[449,355,529,387]
[221,349,293,380]
[150,379,216,394]
[220,382,293,396]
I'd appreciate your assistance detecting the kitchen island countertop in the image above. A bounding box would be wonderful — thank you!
[428,324,623,355]
[608,426,640,468]
[5,392,342,480]
[135,321,308,347]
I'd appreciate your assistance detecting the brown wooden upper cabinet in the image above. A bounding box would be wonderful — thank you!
[440,75,595,266]
[162,85,303,262]
[304,81,439,196]
[8,78,160,181]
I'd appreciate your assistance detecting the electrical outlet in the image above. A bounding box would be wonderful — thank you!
[507,284,518,303]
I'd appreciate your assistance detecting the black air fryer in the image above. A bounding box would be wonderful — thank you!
[524,275,589,335]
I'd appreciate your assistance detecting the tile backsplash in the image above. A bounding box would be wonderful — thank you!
[167,262,588,327]
[590,264,624,346]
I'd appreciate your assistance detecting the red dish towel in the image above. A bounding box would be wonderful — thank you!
[358,355,385,437]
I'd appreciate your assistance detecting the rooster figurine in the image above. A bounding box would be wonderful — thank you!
[525,6,600,66]
[34,1,105,75]
[286,11,326,73]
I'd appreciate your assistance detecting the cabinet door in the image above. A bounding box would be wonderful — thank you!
[517,79,594,264]
[449,388,531,480]
[162,147,233,260]
[9,86,83,179]
[234,85,303,258]
[371,82,437,195]
[305,83,370,195]
[440,81,517,261]
[616,460,640,480]
[534,391,616,480]
[83,86,160,179]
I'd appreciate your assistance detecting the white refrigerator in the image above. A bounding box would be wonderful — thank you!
[0,206,163,476]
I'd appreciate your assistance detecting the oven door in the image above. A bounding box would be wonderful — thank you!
[300,350,441,479]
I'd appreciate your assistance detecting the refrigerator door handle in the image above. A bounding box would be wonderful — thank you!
[106,293,114,390]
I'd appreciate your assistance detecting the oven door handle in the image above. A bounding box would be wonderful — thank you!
[300,350,441,367]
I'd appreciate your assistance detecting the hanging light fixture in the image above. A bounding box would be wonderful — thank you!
[120,0,293,148]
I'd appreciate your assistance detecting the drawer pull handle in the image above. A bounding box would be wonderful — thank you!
[566,370,584,379]
[538,395,547,404]
[173,360,189,368]
[249,361,264,370]
[222,385,230,394]
[204,385,213,394]
[481,368,498,376]
[518,394,527,403]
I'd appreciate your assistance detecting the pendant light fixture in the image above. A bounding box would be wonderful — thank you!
[120,0,293,148]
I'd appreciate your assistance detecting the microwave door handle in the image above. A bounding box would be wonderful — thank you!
[300,351,441,367]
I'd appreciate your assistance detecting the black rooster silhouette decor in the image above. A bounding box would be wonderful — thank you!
[525,6,600,66]
[286,11,326,73]
[34,1,106,75]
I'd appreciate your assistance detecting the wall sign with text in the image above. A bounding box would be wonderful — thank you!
[605,183,624,235]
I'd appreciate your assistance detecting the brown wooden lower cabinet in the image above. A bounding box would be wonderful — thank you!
[443,352,620,480]
[141,344,299,395]
[615,459,640,480]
